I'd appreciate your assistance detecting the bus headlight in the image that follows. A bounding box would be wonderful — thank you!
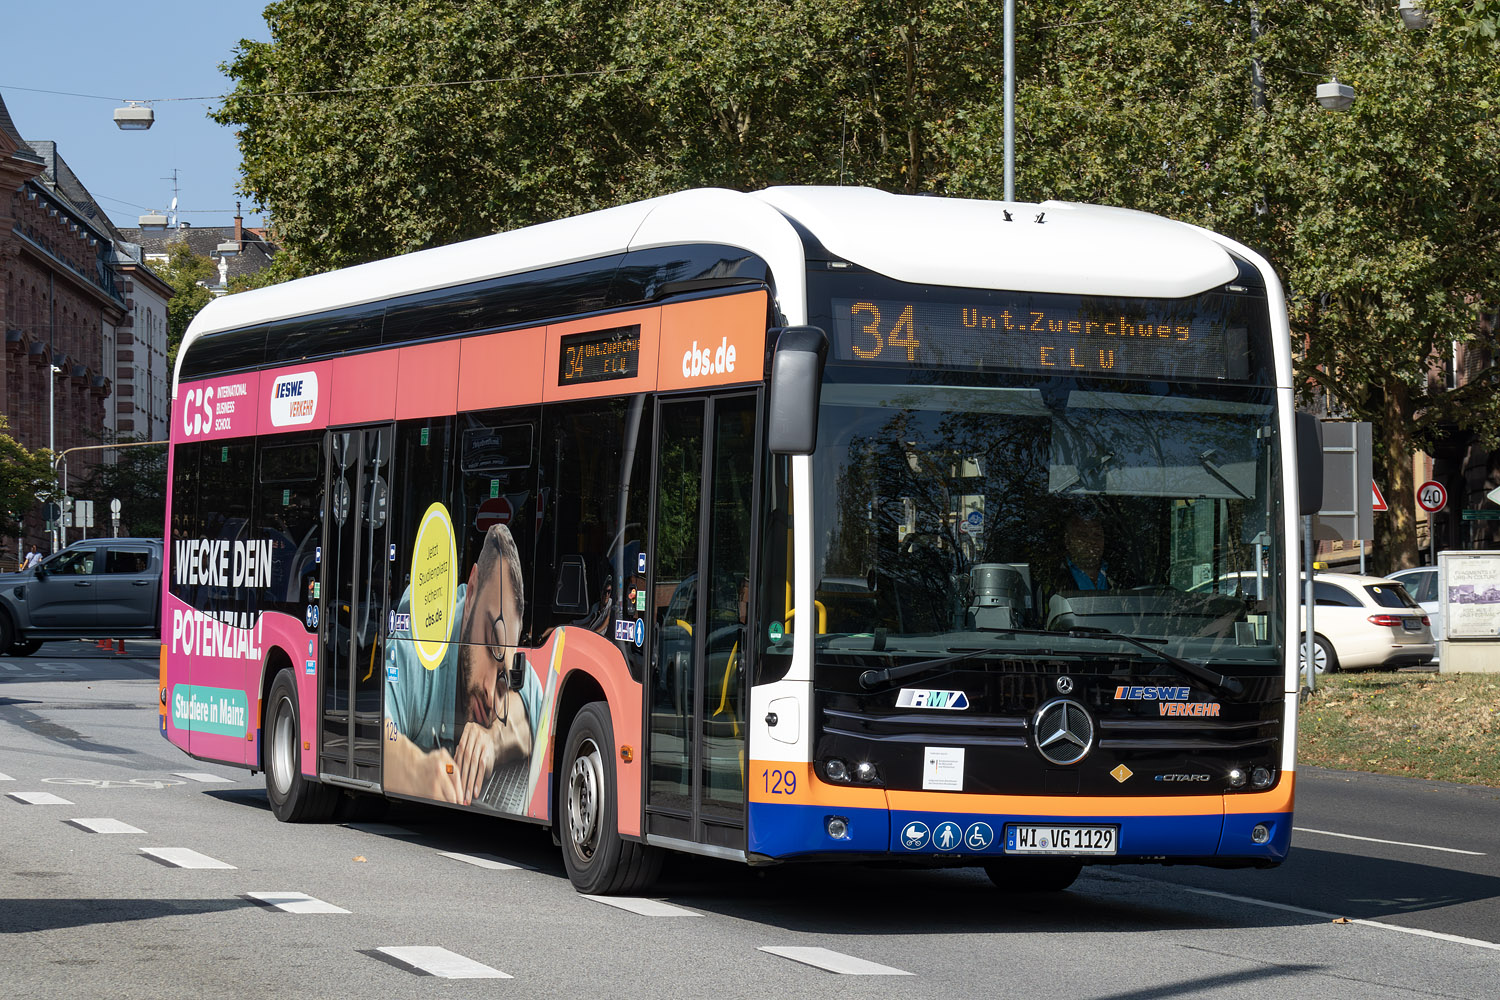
[1250,767,1274,789]
[826,816,850,840]
[823,758,851,783]
[1227,767,1247,788]
[854,761,880,784]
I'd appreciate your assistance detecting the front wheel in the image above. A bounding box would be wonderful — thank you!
[560,702,661,894]
[9,639,42,657]
[264,670,338,822]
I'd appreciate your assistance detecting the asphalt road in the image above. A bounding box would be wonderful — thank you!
[3,642,1499,999]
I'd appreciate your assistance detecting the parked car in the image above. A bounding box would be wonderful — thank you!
[1301,573,1434,674]
[1386,566,1442,642]
[1189,570,1434,673]
[0,538,162,655]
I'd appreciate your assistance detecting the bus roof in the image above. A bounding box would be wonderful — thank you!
[176,187,1244,390]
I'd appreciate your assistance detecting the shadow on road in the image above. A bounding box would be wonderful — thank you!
[0,897,255,933]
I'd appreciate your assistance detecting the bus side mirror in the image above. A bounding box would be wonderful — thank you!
[767,326,828,456]
[1295,411,1324,516]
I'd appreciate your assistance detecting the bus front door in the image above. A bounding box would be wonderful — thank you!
[320,425,393,786]
[646,393,757,852]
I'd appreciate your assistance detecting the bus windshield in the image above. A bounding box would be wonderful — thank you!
[799,280,1285,669]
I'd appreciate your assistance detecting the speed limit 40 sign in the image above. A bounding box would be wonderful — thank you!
[1417,480,1447,513]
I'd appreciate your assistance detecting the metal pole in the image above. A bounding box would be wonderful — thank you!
[1359,537,1366,575]
[1003,0,1015,201]
[48,273,57,553]
[1303,514,1316,692]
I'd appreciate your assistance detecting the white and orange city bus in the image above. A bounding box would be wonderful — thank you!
[161,187,1312,893]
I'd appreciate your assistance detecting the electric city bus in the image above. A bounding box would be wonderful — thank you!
[161,187,1314,894]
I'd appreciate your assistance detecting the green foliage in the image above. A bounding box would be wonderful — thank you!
[158,243,217,373]
[217,0,1500,570]
[73,441,167,538]
[0,416,55,537]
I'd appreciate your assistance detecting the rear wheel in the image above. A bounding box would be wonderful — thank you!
[265,670,338,822]
[560,702,661,894]
[1298,635,1338,675]
[984,859,1083,892]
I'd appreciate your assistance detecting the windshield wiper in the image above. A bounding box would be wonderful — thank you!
[857,651,982,691]
[969,625,1246,698]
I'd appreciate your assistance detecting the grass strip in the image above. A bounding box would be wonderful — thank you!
[1298,672,1500,787]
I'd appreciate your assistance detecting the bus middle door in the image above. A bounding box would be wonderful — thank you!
[320,424,394,786]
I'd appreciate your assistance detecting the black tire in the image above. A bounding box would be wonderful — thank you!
[984,859,1084,892]
[264,670,338,822]
[0,614,13,654]
[560,702,662,894]
[10,639,42,657]
[1298,635,1338,676]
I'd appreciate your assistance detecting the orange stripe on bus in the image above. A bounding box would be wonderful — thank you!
[1222,773,1295,814]
[885,789,1225,818]
[747,762,885,808]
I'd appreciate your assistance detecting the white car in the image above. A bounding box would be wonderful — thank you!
[1190,571,1434,673]
[1386,566,1442,642]
[1301,573,1434,674]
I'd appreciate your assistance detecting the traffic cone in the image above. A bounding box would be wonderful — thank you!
[96,638,110,650]
[114,639,126,655]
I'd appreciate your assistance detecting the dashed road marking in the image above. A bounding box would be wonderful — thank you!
[139,847,235,869]
[245,892,350,914]
[373,946,511,979]
[438,851,520,871]
[173,772,236,784]
[0,772,14,780]
[68,817,144,834]
[758,946,913,975]
[8,791,74,805]
[1294,826,1486,856]
[581,894,700,917]
[0,662,19,671]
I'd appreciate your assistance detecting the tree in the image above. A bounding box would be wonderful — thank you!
[158,242,217,374]
[216,1,1500,572]
[73,440,167,538]
[0,416,54,538]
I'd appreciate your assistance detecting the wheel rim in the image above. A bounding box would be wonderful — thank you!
[568,737,604,862]
[1299,643,1330,674]
[271,694,295,797]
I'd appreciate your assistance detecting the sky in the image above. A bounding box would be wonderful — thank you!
[2,2,273,233]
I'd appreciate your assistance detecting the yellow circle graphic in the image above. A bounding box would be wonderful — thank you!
[410,502,457,669]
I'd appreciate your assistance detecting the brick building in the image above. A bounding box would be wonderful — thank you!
[1,92,169,558]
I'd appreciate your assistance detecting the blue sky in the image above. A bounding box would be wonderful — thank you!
[2,2,272,232]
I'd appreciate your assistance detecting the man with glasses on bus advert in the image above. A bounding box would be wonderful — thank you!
[383,522,542,807]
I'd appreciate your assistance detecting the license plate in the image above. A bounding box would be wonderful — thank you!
[1402,619,1423,632]
[1005,824,1117,855]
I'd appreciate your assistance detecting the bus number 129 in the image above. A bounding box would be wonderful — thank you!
[762,768,797,795]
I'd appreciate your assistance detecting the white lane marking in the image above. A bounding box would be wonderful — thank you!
[758,946,913,975]
[344,822,418,837]
[1175,885,1500,953]
[580,894,700,917]
[1294,826,1485,856]
[173,772,235,784]
[8,791,74,805]
[0,662,19,671]
[438,851,519,871]
[245,892,350,914]
[0,772,14,780]
[375,946,511,979]
[139,847,236,869]
[68,818,144,834]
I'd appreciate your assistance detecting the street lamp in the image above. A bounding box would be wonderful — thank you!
[1398,1,1432,30]
[1316,76,1356,111]
[113,101,154,130]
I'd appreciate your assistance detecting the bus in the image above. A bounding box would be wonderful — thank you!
[161,187,1315,894]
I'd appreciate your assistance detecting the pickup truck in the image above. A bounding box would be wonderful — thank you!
[0,537,162,655]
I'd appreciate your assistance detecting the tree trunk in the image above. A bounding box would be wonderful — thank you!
[1370,380,1418,575]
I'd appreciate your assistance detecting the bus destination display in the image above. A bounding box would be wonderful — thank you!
[559,325,641,385]
[831,297,1249,381]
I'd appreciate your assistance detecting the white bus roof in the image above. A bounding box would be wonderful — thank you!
[175,187,1244,389]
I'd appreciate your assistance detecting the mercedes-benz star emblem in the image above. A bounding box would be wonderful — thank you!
[1032,699,1095,765]
[1056,676,1074,694]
